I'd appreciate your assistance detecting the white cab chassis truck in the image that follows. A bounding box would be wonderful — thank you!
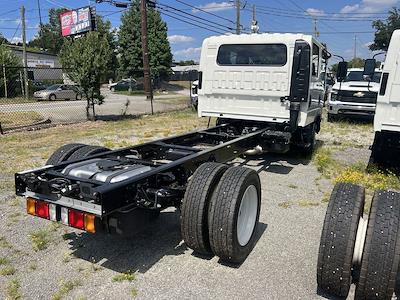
[327,68,381,121]
[198,33,329,154]
[13,33,329,267]
[317,30,400,299]
[369,29,400,166]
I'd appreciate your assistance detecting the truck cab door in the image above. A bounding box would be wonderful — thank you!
[310,43,324,109]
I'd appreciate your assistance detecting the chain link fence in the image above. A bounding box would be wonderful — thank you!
[0,66,191,133]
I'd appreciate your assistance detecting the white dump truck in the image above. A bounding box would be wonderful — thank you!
[318,29,400,300]
[198,33,331,154]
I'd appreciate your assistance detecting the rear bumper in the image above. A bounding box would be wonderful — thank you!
[328,101,375,116]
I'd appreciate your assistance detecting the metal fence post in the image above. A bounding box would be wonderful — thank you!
[2,64,7,98]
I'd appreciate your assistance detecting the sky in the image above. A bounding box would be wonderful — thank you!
[0,0,397,64]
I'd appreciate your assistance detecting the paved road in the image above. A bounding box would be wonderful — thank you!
[0,88,190,123]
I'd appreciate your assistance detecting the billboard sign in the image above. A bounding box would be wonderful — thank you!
[60,6,95,37]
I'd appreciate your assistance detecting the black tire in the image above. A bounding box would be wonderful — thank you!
[67,145,110,161]
[181,162,229,255]
[317,183,365,297]
[49,94,56,101]
[355,190,400,300]
[46,143,86,165]
[301,123,316,155]
[208,166,261,264]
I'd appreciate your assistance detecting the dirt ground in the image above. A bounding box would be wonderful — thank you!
[0,110,397,299]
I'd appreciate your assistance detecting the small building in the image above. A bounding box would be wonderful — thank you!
[170,65,199,81]
[8,45,63,81]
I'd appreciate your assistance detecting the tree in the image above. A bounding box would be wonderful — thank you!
[0,44,22,97]
[60,32,112,120]
[28,8,67,54]
[0,34,8,45]
[96,16,119,80]
[118,3,143,79]
[118,2,172,82]
[147,8,173,80]
[175,60,197,66]
[370,7,400,51]
[348,57,365,68]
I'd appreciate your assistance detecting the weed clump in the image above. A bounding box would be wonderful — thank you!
[335,163,400,191]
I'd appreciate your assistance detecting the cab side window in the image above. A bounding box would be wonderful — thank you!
[312,43,320,77]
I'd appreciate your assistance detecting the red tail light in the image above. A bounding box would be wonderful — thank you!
[36,201,49,219]
[68,209,84,230]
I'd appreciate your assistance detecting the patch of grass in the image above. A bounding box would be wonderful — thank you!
[131,287,138,298]
[6,279,21,300]
[62,253,72,263]
[0,236,11,248]
[298,200,320,208]
[312,147,335,175]
[278,201,292,209]
[321,192,330,203]
[30,229,51,251]
[0,111,44,127]
[157,96,188,105]
[288,184,298,189]
[335,163,400,191]
[0,257,10,265]
[0,265,16,276]
[28,262,37,271]
[112,271,136,282]
[52,280,82,300]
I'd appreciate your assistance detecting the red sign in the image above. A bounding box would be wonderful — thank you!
[60,6,93,37]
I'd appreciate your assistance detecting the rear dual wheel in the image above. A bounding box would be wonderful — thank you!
[46,143,110,165]
[318,183,400,299]
[355,190,400,300]
[181,164,261,263]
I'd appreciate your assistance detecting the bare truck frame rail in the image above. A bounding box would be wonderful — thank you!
[16,121,288,218]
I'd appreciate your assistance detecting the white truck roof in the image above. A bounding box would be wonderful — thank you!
[203,33,324,48]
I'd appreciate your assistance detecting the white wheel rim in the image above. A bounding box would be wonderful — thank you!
[237,185,258,246]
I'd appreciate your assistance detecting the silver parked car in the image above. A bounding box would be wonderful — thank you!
[33,84,82,101]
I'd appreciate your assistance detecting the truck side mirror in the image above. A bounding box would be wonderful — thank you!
[363,58,376,81]
[336,61,348,82]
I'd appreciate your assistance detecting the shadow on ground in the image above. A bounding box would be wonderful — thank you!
[238,143,318,175]
[66,210,186,274]
[66,210,268,274]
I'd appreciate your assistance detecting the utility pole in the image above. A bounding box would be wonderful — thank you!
[236,0,240,34]
[37,0,45,51]
[21,5,29,100]
[251,4,259,33]
[140,0,154,114]
[313,19,319,38]
[354,34,357,59]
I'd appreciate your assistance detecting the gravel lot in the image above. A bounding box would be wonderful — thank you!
[0,112,377,300]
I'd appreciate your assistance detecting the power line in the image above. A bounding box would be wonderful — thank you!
[0,9,19,18]
[157,2,236,32]
[159,11,227,35]
[10,20,21,42]
[255,3,389,16]
[175,0,236,25]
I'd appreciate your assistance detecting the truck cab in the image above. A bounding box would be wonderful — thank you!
[368,29,400,165]
[197,33,329,153]
[327,68,381,121]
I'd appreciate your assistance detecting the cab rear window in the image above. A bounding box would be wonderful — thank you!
[217,44,287,66]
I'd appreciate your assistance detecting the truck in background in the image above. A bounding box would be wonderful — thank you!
[327,67,382,121]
